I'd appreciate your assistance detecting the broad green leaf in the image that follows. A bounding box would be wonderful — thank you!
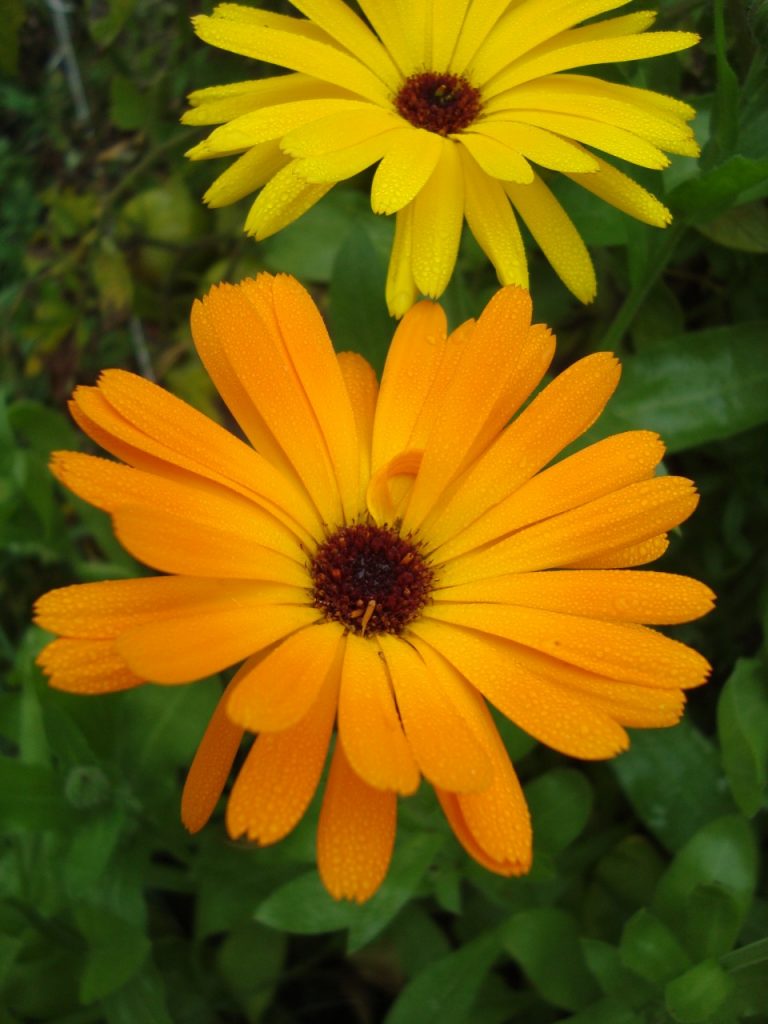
[653,816,758,935]
[502,908,599,1011]
[0,757,71,830]
[255,872,359,935]
[217,921,287,1022]
[581,939,652,1004]
[727,959,768,1020]
[670,155,768,219]
[592,323,768,453]
[612,722,732,851]
[102,966,172,1024]
[384,931,500,1024]
[347,832,444,952]
[525,768,593,855]
[698,202,768,253]
[665,959,734,1024]
[387,904,452,979]
[717,657,768,816]
[619,909,691,984]
[64,805,125,900]
[562,997,643,1024]
[86,0,136,48]
[594,836,665,909]
[75,905,150,1003]
[90,236,133,319]
[329,223,393,376]
[681,883,744,960]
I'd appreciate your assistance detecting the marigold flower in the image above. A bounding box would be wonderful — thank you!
[184,1,699,314]
[36,275,713,902]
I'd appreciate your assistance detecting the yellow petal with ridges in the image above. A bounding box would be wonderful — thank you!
[428,352,619,548]
[504,174,596,302]
[385,205,419,317]
[443,476,698,584]
[459,147,528,288]
[337,634,420,795]
[244,161,334,238]
[38,638,142,694]
[283,106,400,157]
[429,0,472,72]
[567,153,671,226]
[450,0,531,75]
[477,119,599,173]
[193,11,390,105]
[204,143,288,207]
[437,570,715,625]
[227,623,344,732]
[371,128,444,215]
[294,129,400,182]
[458,131,534,184]
[317,740,397,904]
[378,634,493,793]
[357,0,415,75]
[226,650,340,844]
[411,141,465,298]
[183,72,346,126]
[182,673,244,834]
[505,111,669,169]
[117,603,318,684]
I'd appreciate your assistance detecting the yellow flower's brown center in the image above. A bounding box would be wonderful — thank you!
[395,71,483,135]
[310,523,433,636]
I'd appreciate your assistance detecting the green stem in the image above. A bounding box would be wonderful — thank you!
[600,221,685,350]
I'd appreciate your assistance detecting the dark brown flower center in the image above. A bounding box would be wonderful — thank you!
[310,523,433,636]
[395,71,483,135]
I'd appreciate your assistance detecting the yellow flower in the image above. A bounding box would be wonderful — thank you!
[36,275,712,902]
[184,1,699,314]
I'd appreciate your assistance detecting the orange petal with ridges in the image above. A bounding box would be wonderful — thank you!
[378,634,493,793]
[317,741,397,903]
[225,649,341,845]
[117,603,318,684]
[337,351,377,488]
[37,638,142,694]
[567,533,670,568]
[429,352,621,548]
[443,476,698,583]
[182,672,244,834]
[34,576,304,640]
[436,570,715,625]
[337,634,420,795]
[427,603,710,689]
[227,622,344,732]
[413,619,630,759]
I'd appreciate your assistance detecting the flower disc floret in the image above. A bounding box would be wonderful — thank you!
[395,72,483,135]
[311,523,433,635]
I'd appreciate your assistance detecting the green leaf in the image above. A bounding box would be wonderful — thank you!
[502,909,599,1011]
[387,905,452,979]
[592,323,768,454]
[708,0,740,162]
[90,236,133,319]
[525,768,593,855]
[101,966,172,1024]
[329,223,393,376]
[0,757,71,829]
[619,909,691,984]
[581,939,652,1004]
[217,921,287,1022]
[681,883,744,960]
[384,931,500,1024]
[670,155,768,220]
[594,836,665,909]
[347,832,444,952]
[653,816,758,937]
[86,0,135,47]
[75,905,150,1003]
[561,997,643,1024]
[665,960,734,1024]
[717,657,768,816]
[697,202,768,253]
[255,872,359,935]
[612,722,732,851]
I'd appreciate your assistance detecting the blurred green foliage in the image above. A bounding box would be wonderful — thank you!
[1,0,767,1021]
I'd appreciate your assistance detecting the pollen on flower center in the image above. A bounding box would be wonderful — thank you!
[310,523,434,636]
[395,71,483,135]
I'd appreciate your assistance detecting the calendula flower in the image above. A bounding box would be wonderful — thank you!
[184,1,699,314]
[36,275,712,902]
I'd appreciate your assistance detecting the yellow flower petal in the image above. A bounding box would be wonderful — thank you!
[193,9,390,104]
[567,152,672,226]
[450,0,527,74]
[458,130,534,183]
[504,173,597,302]
[294,128,400,182]
[227,623,344,732]
[244,160,334,238]
[385,205,419,317]
[226,651,340,844]
[458,146,528,287]
[116,604,318,684]
[357,0,416,75]
[182,674,244,834]
[184,72,344,126]
[476,118,599,172]
[507,110,669,168]
[411,140,464,298]
[429,0,472,72]
[378,634,493,793]
[203,142,288,207]
[371,127,444,214]
[283,106,401,157]
[317,740,397,904]
[337,634,420,794]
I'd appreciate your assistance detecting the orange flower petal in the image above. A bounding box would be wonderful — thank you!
[337,351,378,489]
[116,604,318,684]
[317,740,397,903]
[378,634,493,793]
[436,570,715,625]
[225,649,341,844]
[37,638,142,694]
[182,673,244,834]
[227,622,344,732]
[566,533,670,568]
[337,634,420,795]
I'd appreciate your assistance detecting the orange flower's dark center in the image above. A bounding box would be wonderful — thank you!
[310,523,433,636]
[395,71,482,135]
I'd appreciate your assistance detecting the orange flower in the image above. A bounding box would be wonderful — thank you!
[36,276,713,901]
